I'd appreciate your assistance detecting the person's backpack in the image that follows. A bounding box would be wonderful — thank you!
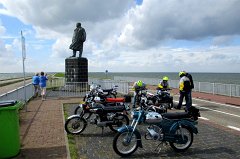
[186,73,194,89]
[183,80,191,92]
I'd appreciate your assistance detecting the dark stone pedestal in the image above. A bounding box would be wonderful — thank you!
[65,57,88,83]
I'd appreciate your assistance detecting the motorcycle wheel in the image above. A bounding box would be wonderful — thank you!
[109,114,129,132]
[169,126,193,152]
[65,116,87,134]
[113,131,139,157]
[74,106,92,119]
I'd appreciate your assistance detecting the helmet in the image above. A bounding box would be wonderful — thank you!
[179,71,185,77]
[137,80,143,87]
[162,76,169,81]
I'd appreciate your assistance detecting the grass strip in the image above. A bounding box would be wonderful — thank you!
[63,104,79,159]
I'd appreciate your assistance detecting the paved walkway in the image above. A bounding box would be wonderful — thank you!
[14,97,80,159]
[13,90,240,159]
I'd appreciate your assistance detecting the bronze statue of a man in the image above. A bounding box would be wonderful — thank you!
[69,22,86,58]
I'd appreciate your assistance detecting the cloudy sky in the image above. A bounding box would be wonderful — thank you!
[0,0,240,73]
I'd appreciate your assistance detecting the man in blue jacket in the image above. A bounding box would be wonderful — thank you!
[32,73,40,97]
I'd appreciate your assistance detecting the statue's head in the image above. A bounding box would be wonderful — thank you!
[76,22,81,28]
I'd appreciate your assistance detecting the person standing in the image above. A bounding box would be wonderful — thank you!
[69,22,86,58]
[39,72,48,100]
[183,71,194,107]
[32,73,40,98]
[132,80,146,108]
[176,72,191,111]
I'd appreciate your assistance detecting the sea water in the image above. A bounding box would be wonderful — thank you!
[1,72,240,85]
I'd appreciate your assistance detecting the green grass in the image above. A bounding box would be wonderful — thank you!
[54,73,65,77]
[63,104,79,159]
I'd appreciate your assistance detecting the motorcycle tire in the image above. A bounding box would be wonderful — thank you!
[169,126,193,152]
[65,116,87,135]
[74,106,92,119]
[113,130,139,157]
[109,114,129,132]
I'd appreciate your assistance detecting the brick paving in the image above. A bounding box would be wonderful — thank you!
[13,90,240,159]
[65,108,240,159]
[14,97,80,159]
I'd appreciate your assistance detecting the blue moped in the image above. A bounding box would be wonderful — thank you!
[112,98,200,157]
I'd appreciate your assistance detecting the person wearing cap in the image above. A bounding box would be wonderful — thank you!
[176,71,191,110]
[157,76,169,90]
[132,80,146,108]
[32,73,40,98]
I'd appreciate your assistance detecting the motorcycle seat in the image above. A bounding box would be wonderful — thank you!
[102,88,113,92]
[102,105,125,112]
[162,112,191,119]
[105,98,125,103]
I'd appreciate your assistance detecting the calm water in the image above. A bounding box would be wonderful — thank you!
[0,73,34,80]
[1,72,240,85]
[89,72,240,85]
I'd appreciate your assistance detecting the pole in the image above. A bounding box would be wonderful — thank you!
[21,31,27,111]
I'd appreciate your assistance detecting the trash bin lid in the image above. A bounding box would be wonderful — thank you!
[0,100,17,108]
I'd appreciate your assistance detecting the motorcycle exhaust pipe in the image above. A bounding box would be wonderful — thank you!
[97,121,114,127]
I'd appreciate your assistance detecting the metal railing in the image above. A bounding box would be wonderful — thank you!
[0,78,130,101]
[2,76,238,101]
[47,78,129,97]
[114,76,240,97]
[0,83,34,102]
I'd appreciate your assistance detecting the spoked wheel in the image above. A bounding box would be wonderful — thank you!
[169,126,193,152]
[65,116,87,134]
[109,114,129,132]
[113,131,139,157]
[74,106,92,119]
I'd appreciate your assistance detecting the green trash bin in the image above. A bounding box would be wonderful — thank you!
[0,100,23,158]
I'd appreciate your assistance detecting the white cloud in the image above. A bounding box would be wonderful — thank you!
[120,0,240,48]
[0,0,240,73]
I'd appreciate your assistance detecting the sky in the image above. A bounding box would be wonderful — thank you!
[0,0,240,73]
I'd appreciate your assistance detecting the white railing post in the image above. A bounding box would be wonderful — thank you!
[230,84,232,97]
[213,83,215,95]
[199,82,201,92]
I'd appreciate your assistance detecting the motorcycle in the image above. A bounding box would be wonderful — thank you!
[65,96,131,135]
[112,96,200,157]
[74,84,119,116]
[136,90,167,113]
[147,88,173,110]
